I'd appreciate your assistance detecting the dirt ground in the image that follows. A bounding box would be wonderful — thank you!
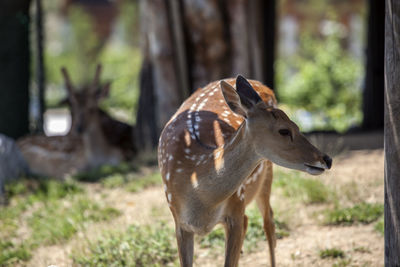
[26,149,384,267]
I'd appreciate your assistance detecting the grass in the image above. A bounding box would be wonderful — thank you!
[100,170,162,192]
[73,162,137,182]
[0,178,119,265]
[73,162,162,193]
[199,207,289,253]
[71,223,178,267]
[0,241,31,265]
[273,169,335,204]
[319,248,345,259]
[28,196,120,246]
[325,203,383,225]
[374,216,384,235]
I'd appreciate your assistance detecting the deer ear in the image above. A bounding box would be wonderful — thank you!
[220,80,248,117]
[96,81,111,99]
[235,75,262,109]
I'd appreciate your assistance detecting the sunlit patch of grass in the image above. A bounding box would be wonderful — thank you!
[28,196,120,246]
[199,207,289,253]
[273,169,335,204]
[325,203,383,225]
[319,248,345,259]
[71,223,178,267]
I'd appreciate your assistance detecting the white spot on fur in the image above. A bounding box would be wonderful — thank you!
[176,168,183,173]
[166,172,170,181]
[167,193,172,202]
[184,148,191,154]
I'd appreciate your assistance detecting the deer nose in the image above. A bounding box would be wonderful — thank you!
[323,154,332,169]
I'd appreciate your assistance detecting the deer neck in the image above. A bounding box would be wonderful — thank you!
[205,121,262,204]
[83,115,121,168]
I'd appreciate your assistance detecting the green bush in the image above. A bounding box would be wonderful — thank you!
[276,33,363,132]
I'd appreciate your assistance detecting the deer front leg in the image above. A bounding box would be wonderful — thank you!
[175,225,194,267]
[256,162,276,267]
[223,199,247,267]
[256,201,276,267]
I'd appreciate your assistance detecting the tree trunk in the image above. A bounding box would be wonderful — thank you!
[362,0,384,131]
[384,0,400,265]
[136,0,276,150]
[0,0,31,139]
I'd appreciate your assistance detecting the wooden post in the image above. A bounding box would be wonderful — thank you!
[35,0,45,133]
[384,0,400,265]
[0,0,31,139]
[362,0,384,131]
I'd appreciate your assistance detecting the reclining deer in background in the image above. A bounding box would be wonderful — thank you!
[18,65,125,178]
[158,76,332,267]
[61,65,136,159]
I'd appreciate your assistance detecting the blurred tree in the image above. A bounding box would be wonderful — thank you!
[384,0,400,264]
[137,0,276,150]
[362,0,384,131]
[0,0,31,139]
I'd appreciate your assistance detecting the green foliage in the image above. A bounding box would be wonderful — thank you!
[276,33,363,132]
[319,248,345,259]
[273,170,334,204]
[72,223,178,267]
[325,203,383,225]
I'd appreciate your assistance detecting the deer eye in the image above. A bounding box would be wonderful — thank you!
[278,129,292,139]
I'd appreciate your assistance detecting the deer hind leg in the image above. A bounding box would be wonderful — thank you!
[223,198,247,267]
[175,224,194,267]
[256,161,276,267]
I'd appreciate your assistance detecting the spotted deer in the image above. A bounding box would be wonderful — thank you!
[158,76,332,267]
[61,65,136,159]
[18,65,123,178]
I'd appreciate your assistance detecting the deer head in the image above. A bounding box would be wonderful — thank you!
[60,65,122,167]
[221,75,332,175]
[61,65,111,136]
